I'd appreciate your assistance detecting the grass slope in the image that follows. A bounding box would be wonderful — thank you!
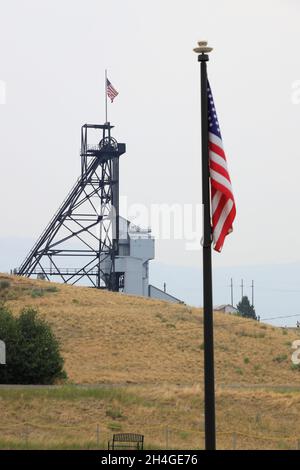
[1,273,300,449]
[1,274,300,385]
[0,385,300,449]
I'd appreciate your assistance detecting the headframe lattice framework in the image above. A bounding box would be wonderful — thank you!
[17,123,126,290]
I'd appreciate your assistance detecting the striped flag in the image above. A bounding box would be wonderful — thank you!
[208,81,236,252]
[106,78,119,102]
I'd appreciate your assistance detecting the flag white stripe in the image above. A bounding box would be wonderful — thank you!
[211,190,222,213]
[210,169,233,194]
[209,132,224,149]
[209,150,229,172]
[212,199,234,245]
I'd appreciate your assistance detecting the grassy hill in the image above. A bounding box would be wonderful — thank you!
[1,273,300,449]
[1,273,300,385]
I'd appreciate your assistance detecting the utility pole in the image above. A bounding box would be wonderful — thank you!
[251,280,254,306]
[240,279,244,300]
[230,278,233,306]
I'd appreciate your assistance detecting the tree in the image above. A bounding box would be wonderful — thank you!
[0,305,66,384]
[0,305,19,383]
[236,296,257,320]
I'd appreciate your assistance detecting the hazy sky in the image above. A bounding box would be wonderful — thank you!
[1,1,300,321]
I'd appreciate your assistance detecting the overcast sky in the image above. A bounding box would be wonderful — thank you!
[1,1,300,321]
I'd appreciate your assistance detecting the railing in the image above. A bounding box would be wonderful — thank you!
[15,267,100,276]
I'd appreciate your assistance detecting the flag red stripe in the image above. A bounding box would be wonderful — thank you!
[209,159,231,182]
[209,141,226,160]
[214,205,236,252]
[210,177,234,202]
[212,193,227,228]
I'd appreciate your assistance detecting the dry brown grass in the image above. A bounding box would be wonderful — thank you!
[1,273,300,385]
[0,385,300,449]
[1,273,300,449]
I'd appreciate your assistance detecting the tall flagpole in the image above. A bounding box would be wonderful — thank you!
[105,69,108,123]
[193,40,216,450]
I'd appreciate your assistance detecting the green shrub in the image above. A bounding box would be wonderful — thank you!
[237,330,265,339]
[179,431,189,440]
[108,423,122,431]
[0,305,66,384]
[106,408,124,420]
[244,357,250,364]
[273,354,288,363]
[0,280,10,290]
[0,306,19,376]
[31,289,44,298]
[45,286,59,293]
[30,286,59,297]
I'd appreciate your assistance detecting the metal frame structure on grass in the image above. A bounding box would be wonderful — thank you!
[17,123,126,290]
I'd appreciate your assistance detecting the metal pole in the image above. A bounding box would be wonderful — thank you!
[230,278,233,306]
[194,40,216,451]
[105,69,108,123]
[251,280,254,306]
[240,279,244,299]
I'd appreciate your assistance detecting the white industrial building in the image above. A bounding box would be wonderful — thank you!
[103,217,182,303]
[214,304,239,314]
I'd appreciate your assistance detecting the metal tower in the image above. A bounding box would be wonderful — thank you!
[17,123,126,290]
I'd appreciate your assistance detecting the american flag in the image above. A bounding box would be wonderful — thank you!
[106,78,119,102]
[208,80,236,252]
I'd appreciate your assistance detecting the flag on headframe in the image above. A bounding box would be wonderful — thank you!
[207,80,236,252]
[106,78,119,102]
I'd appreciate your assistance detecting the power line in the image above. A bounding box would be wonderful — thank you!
[216,311,300,326]
[172,312,300,334]
[260,312,300,322]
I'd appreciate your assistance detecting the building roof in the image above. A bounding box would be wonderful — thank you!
[214,304,239,312]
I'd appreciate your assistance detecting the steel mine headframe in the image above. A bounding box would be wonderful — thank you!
[17,123,126,290]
